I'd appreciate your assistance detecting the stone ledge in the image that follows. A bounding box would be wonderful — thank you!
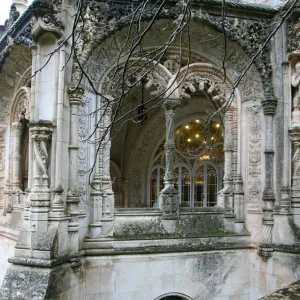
[83,241,254,256]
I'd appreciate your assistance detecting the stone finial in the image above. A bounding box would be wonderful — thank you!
[261,99,277,116]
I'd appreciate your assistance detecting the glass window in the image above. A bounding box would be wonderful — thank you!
[149,119,224,208]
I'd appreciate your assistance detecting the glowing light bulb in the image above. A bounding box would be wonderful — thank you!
[211,137,214,140]
[185,125,189,129]
[216,123,220,128]
[187,138,191,142]
[196,120,200,123]
[195,134,199,138]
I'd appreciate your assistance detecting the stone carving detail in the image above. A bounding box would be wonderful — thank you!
[30,0,63,43]
[287,15,300,54]
[195,12,274,100]
[71,2,267,102]
[77,100,89,204]
[262,100,277,116]
[3,4,19,31]
[178,65,232,104]
[247,105,262,203]
[30,122,53,193]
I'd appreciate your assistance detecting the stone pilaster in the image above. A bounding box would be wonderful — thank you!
[259,99,277,261]
[29,121,53,234]
[159,97,180,219]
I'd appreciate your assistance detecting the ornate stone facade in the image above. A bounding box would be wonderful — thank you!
[1,0,300,299]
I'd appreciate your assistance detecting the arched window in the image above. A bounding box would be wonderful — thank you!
[148,119,224,207]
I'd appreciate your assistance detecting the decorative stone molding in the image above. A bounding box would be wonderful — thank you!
[261,99,277,116]
[176,64,232,106]
[287,14,300,54]
[71,1,270,101]
[30,0,63,43]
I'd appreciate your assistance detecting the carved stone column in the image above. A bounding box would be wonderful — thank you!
[66,87,84,256]
[259,99,277,261]
[159,97,180,219]
[90,100,114,237]
[29,121,53,233]
[218,108,234,214]
[101,104,114,222]
[11,122,23,191]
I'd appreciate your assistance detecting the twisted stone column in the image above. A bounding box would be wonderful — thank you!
[159,97,180,219]
[259,99,277,261]
[29,121,53,233]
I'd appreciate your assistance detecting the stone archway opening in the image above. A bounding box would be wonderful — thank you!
[155,293,193,300]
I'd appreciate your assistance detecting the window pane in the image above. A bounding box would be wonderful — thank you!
[181,167,190,207]
[207,165,217,207]
[150,169,158,208]
[194,166,204,207]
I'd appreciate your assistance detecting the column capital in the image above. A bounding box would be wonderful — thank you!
[163,97,181,110]
[289,128,300,145]
[69,86,85,106]
[29,121,53,140]
[11,121,23,131]
[261,99,277,116]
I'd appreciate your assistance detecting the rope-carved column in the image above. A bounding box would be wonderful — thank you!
[159,97,180,219]
[29,121,53,234]
[67,87,84,258]
[258,99,277,261]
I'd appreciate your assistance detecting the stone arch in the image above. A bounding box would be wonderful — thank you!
[126,62,240,207]
[10,87,31,123]
[83,17,265,208]
[98,57,176,99]
[0,63,32,212]
[72,4,271,99]
[82,18,264,107]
